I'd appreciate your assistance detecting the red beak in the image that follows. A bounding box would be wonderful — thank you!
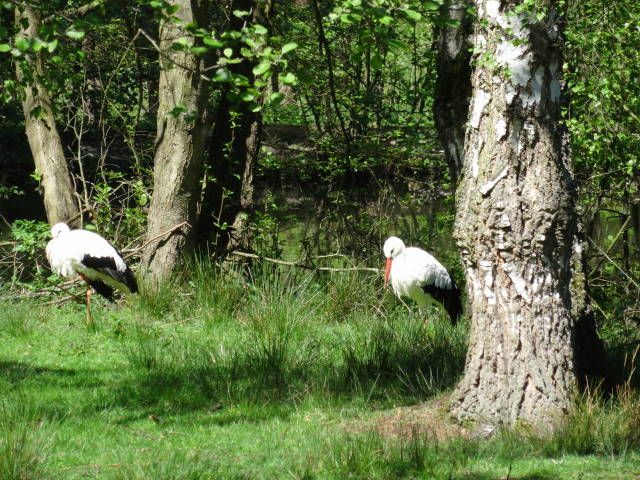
[384,258,392,288]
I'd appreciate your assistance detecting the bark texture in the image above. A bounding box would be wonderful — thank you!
[141,0,209,282]
[16,6,81,225]
[225,109,262,251]
[433,0,473,184]
[452,0,579,427]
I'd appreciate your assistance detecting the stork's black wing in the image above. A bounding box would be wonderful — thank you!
[81,254,138,294]
[422,282,462,324]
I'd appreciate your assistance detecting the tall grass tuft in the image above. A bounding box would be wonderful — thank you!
[240,269,319,391]
[185,256,246,324]
[111,451,223,480]
[341,314,467,398]
[134,275,185,319]
[323,271,380,322]
[2,302,37,337]
[324,431,476,479]
[0,394,49,480]
[543,385,640,456]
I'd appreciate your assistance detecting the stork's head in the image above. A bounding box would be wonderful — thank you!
[383,236,405,288]
[383,236,405,259]
[50,223,70,239]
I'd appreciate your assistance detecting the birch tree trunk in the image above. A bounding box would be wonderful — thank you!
[433,0,472,185]
[451,0,580,427]
[15,6,81,225]
[141,0,209,282]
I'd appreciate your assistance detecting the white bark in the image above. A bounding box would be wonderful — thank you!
[452,0,579,428]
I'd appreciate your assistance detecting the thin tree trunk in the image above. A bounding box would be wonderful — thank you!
[309,0,351,151]
[15,6,81,225]
[141,0,209,282]
[226,107,262,251]
[451,0,581,427]
[433,0,472,185]
[199,0,269,252]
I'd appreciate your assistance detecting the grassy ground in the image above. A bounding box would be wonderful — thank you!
[1,261,640,479]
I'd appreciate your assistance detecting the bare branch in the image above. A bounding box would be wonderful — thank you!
[229,250,380,273]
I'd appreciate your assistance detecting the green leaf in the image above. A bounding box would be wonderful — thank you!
[387,39,408,51]
[279,72,297,85]
[424,1,441,11]
[171,37,190,50]
[46,39,58,53]
[65,28,85,40]
[223,47,233,58]
[281,42,298,54]
[168,102,187,117]
[29,105,44,120]
[252,60,271,76]
[371,53,383,70]
[0,44,10,53]
[202,37,223,48]
[403,9,422,21]
[269,92,284,105]
[31,38,44,52]
[253,24,268,35]
[233,9,250,17]
[190,46,208,55]
[15,37,29,51]
[213,68,232,82]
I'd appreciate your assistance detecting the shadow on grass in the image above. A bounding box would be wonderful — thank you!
[94,314,467,423]
[0,360,80,384]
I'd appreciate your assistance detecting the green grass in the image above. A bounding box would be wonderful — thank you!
[1,262,640,479]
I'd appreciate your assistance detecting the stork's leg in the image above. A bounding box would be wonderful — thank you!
[85,287,95,328]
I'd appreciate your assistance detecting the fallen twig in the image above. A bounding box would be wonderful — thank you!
[43,294,82,306]
[229,250,380,273]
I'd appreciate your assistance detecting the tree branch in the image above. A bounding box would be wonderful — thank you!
[229,250,380,273]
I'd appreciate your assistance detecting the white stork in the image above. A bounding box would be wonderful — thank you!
[383,236,462,323]
[46,223,138,324]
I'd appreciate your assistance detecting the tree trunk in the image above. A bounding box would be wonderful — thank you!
[225,108,262,251]
[15,6,81,226]
[198,0,269,252]
[433,0,472,185]
[140,0,209,282]
[451,0,581,427]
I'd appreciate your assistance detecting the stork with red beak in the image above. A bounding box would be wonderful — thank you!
[383,236,462,323]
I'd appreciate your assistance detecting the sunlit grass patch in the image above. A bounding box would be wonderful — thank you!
[110,450,223,480]
[1,301,39,337]
[0,393,50,480]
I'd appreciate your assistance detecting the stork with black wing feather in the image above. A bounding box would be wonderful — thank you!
[46,223,138,324]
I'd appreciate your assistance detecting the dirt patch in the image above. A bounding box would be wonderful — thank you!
[348,395,470,441]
